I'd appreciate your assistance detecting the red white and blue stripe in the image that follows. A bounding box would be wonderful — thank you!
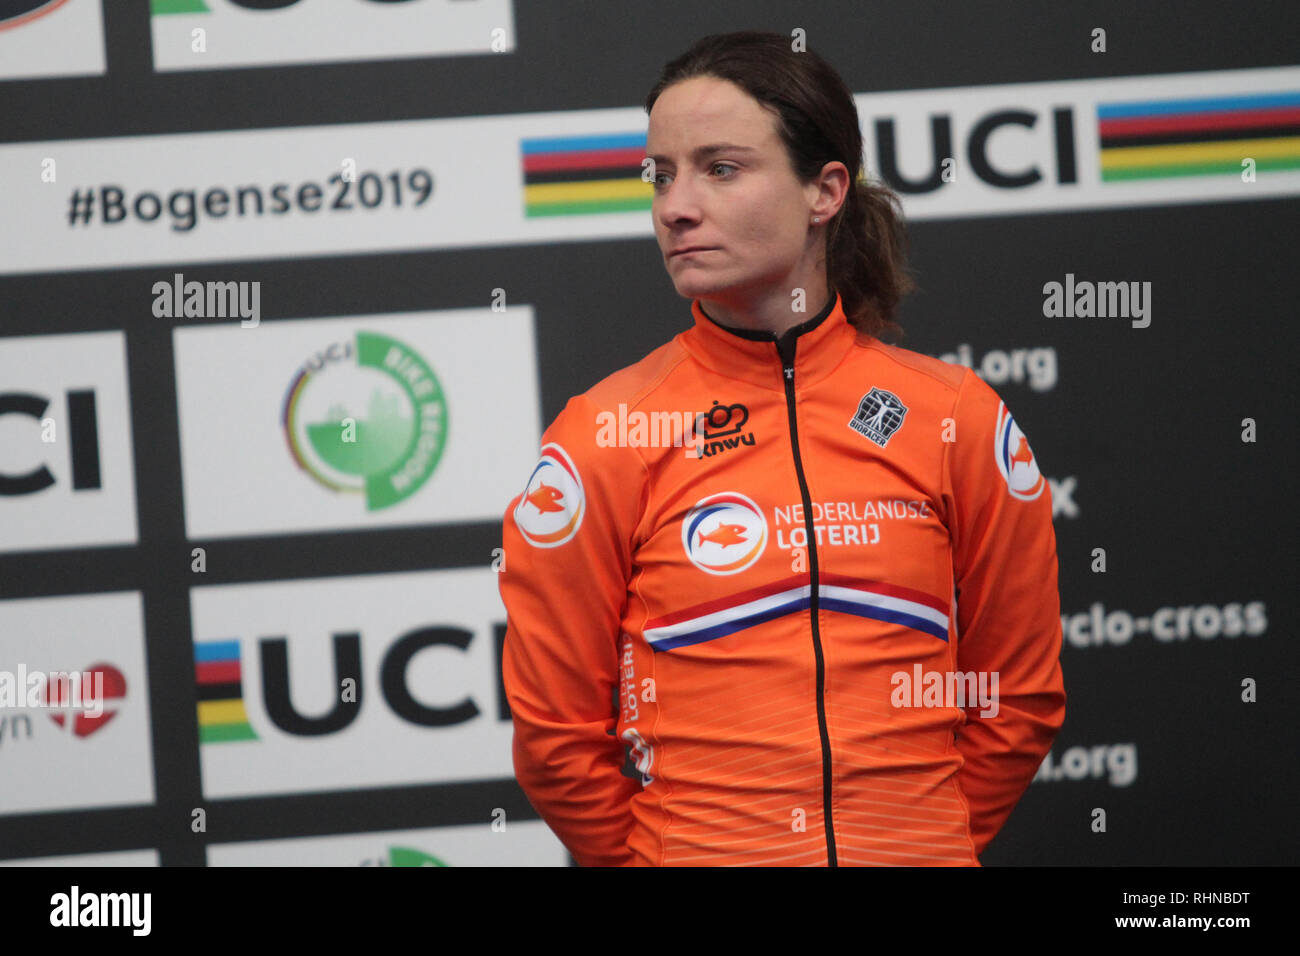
[643,573,950,651]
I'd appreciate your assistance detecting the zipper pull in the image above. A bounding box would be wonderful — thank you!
[784,366,794,380]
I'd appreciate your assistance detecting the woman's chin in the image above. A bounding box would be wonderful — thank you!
[672,275,725,300]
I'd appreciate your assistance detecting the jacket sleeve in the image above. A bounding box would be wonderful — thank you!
[498,392,646,866]
[941,371,1066,858]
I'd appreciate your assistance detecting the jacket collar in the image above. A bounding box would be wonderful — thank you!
[680,290,858,390]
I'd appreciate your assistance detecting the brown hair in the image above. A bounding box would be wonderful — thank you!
[644,31,914,343]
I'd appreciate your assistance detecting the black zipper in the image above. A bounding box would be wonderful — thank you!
[775,333,838,868]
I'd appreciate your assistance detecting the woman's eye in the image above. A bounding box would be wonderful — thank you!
[651,164,734,189]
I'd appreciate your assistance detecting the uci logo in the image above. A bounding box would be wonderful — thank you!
[681,492,767,575]
[199,628,511,742]
[994,401,1046,500]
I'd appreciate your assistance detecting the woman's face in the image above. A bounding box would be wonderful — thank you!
[647,75,835,309]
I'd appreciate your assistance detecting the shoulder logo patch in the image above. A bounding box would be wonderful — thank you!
[514,443,585,547]
[848,387,907,447]
[994,402,1046,500]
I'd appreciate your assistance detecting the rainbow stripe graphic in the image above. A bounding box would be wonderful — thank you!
[195,640,258,743]
[1098,90,1300,181]
[521,132,653,217]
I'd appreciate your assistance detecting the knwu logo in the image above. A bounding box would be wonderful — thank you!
[693,400,755,459]
[281,331,448,511]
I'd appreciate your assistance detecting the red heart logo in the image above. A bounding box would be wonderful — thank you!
[46,662,127,738]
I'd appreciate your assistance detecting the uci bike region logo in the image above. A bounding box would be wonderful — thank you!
[281,331,448,511]
[994,401,1046,500]
[681,492,767,575]
[848,387,907,447]
[361,846,450,867]
[514,443,585,547]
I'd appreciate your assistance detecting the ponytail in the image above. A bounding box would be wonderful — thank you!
[828,173,914,343]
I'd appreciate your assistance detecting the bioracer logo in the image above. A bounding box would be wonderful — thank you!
[848,387,907,447]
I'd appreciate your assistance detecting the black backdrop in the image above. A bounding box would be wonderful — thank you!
[0,0,1296,866]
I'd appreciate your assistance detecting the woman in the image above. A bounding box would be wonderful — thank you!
[499,31,1065,866]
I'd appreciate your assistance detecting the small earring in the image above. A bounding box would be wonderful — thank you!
[813,216,821,223]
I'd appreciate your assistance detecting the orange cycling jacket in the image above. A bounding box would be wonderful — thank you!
[499,291,1065,866]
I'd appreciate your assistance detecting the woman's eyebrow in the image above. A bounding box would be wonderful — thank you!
[647,143,758,164]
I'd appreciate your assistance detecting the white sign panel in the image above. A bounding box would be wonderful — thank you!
[192,568,514,799]
[0,0,105,82]
[207,821,567,866]
[0,66,1296,275]
[172,306,538,539]
[0,331,138,554]
[151,0,514,72]
[0,592,155,816]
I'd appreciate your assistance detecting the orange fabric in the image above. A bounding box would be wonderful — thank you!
[500,293,1065,866]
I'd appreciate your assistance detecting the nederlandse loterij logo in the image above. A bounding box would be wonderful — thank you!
[513,443,585,547]
[281,331,447,511]
[994,401,1046,500]
[681,492,768,575]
